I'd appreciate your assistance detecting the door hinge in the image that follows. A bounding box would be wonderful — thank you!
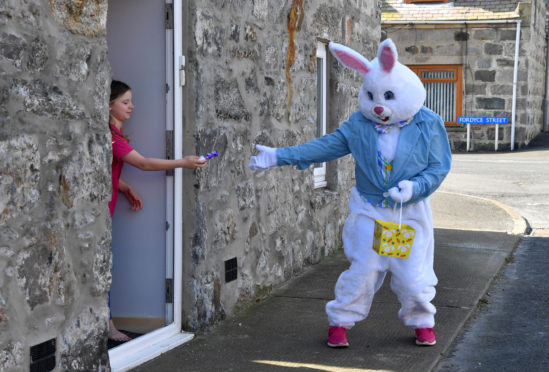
[165,278,173,304]
[165,3,174,30]
[166,130,174,176]
[179,55,186,87]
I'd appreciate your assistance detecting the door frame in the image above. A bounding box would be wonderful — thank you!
[109,1,192,370]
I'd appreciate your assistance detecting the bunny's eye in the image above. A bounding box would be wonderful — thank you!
[367,91,374,100]
[384,91,395,100]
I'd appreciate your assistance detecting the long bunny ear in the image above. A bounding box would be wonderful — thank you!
[377,38,398,73]
[328,42,370,75]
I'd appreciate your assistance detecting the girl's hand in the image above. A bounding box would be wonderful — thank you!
[123,187,143,211]
[182,155,207,169]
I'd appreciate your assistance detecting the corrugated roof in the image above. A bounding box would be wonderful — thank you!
[382,0,522,22]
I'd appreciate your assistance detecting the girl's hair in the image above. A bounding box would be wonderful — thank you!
[110,80,131,103]
[109,80,131,142]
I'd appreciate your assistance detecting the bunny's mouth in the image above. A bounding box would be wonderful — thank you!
[375,114,390,123]
[370,105,392,123]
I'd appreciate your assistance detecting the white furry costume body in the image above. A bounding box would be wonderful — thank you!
[326,128,437,329]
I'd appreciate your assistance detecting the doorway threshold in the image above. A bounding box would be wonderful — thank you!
[109,324,193,372]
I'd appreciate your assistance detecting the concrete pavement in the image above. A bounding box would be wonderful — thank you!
[434,135,549,372]
[132,187,527,371]
[436,235,549,372]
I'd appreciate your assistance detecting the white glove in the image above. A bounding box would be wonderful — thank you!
[387,180,414,203]
[249,144,278,171]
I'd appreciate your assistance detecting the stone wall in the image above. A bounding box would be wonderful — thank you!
[523,0,548,144]
[181,0,382,330]
[1,0,382,368]
[1,1,111,371]
[383,0,548,151]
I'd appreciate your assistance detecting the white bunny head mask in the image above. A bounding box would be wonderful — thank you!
[329,39,426,125]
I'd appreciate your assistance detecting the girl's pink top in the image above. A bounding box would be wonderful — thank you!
[109,124,134,217]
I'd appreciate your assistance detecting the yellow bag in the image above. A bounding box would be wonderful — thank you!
[372,202,416,259]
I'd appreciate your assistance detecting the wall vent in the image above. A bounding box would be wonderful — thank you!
[30,338,56,372]
[225,257,238,283]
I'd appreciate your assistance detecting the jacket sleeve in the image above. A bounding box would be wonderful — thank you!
[409,115,452,203]
[276,127,351,170]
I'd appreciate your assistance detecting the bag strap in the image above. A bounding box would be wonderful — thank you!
[392,201,403,230]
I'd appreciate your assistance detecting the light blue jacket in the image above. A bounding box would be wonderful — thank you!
[276,107,452,207]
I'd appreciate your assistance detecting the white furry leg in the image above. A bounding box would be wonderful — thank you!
[326,268,386,329]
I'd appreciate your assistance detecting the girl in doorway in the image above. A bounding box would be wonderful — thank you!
[108,80,206,342]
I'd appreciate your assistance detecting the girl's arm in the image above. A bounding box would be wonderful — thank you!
[118,179,143,211]
[121,150,206,171]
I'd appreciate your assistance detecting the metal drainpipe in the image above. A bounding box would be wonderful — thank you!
[543,33,549,132]
[511,20,521,151]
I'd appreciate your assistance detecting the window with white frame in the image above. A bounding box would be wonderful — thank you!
[314,41,327,188]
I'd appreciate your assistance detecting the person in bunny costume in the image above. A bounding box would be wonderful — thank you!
[249,38,451,348]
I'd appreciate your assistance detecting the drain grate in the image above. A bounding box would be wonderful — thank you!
[30,338,56,372]
[225,257,238,283]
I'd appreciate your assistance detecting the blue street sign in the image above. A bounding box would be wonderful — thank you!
[458,116,509,124]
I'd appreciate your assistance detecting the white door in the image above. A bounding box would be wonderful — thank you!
[107,0,173,333]
[107,2,191,370]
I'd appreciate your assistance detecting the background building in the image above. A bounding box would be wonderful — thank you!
[382,0,549,151]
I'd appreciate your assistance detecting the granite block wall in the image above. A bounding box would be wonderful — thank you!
[181,0,382,330]
[1,0,112,371]
[1,1,383,369]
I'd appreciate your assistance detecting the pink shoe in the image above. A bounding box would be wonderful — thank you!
[415,328,437,346]
[327,326,349,348]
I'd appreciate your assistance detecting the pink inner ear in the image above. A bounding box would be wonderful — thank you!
[380,46,395,72]
[335,51,370,75]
